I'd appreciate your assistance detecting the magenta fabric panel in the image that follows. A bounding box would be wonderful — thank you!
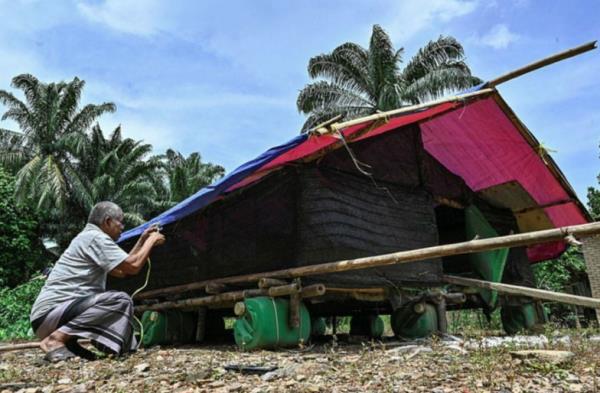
[260,102,459,173]
[544,202,588,227]
[524,202,587,262]
[527,241,566,262]
[420,97,569,206]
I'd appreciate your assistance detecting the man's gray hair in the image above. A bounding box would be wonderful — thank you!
[88,201,123,226]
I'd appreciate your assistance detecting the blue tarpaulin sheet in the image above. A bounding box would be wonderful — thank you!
[118,133,308,242]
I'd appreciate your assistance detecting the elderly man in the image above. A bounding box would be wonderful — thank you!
[30,201,165,362]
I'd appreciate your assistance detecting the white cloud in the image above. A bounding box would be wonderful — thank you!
[386,0,479,42]
[76,0,169,37]
[476,24,520,49]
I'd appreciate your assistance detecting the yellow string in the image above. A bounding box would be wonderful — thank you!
[132,258,152,348]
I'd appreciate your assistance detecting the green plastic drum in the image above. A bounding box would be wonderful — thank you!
[140,310,197,347]
[233,297,311,350]
[350,315,385,338]
[501,303,538,335]
[391,303,438,339]
[465,205,510,310]
[311,317,328,336]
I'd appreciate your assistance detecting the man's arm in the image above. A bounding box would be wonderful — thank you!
[112,232,165,276]
[129,225,159,255]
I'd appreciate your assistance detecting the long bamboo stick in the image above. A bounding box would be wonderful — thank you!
[443,275,600,309]
[136,222,600,300]
[135,284,326,313]
[487,41,597,87]
[314,88,495,134]
[0,342,40,353]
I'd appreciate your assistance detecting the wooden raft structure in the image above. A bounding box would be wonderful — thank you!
[134,221,600,313]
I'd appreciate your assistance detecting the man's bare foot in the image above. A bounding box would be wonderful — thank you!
[40,330,71,353]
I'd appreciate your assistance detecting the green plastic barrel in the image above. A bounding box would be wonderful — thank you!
[465,205,510,309]
[233,297,311,350]
[391,303,438,339]
[350,315,384,338]
[140,310,197,347]
[311,317,328,336]
[501,303,538,335]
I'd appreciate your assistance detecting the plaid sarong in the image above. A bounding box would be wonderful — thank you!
[31,291,137,355]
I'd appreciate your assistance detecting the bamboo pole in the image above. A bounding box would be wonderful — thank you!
[314,88,495,135]
[205,283,227,294]
[136,222,600,300]
[258,278,288,289]
[0,342,40,353]
[136,284,326,313]
[487,41,597,87]
[443,275,600,309]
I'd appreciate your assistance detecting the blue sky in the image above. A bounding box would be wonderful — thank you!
[0,0,598,204]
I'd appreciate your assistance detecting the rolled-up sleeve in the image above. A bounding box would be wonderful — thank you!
[87,234,128,272]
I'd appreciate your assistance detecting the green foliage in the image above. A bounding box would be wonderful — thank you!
[0,167,47,287]
[0,74,225,250]
[0,276,44,340]
[533,247,586,293]
[160,149,225,203]
[587,143,600,220]
[297,25,481,131]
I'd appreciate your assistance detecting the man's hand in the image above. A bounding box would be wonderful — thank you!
[113,231,166,276]
[149,231,166,246]
[140,224,159,242]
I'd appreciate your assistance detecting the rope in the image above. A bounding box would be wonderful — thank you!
[334,129,399,205]
[271,297,280,345]
[131,258,152,349]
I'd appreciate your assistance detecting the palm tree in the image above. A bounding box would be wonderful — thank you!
[161,149,225,203]
[297,25,482,132]
[75,124,166,227]
[0,74,115,212]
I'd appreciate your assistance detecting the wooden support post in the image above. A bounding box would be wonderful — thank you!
[136,222,600,301]
[289,290,301,329]
[444,275,600,309]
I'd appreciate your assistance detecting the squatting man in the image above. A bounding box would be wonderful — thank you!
[30,201,165,362]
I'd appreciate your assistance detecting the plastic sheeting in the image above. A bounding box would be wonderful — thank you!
[119,102,458,242]
[119,93,587,262]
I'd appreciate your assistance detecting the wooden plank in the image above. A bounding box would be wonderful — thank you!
[136,221,600,300]
[444,275,600,309]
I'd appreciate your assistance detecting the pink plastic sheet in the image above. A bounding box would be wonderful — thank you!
[420,98,587,261]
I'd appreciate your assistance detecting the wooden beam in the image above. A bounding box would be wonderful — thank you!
[444,275,600,309]
[487,41,597,87]
[136,222,600,300]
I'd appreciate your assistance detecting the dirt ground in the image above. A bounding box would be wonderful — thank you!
[1,333,600,393]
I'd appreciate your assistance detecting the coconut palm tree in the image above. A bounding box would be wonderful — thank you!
[161,149,225,203]
[297,25,482,132]
[0,74,115,212]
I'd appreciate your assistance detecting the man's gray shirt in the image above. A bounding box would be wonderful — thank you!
[30,224,128,321]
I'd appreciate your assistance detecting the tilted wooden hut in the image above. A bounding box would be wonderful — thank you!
[111,43,596,346]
